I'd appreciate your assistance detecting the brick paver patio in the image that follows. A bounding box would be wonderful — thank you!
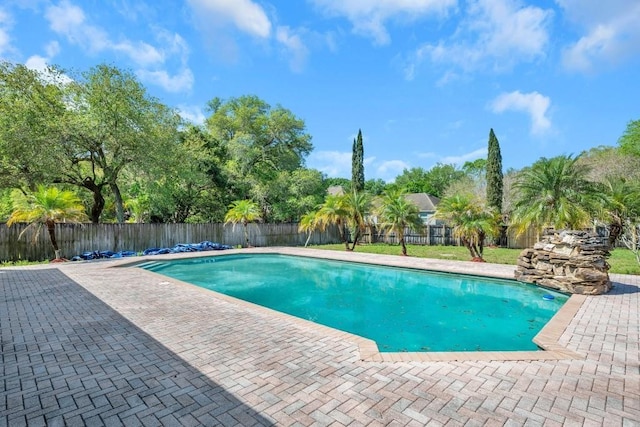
[1,248,639,426]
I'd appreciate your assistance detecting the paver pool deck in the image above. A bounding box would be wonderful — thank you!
[1,247,638,426]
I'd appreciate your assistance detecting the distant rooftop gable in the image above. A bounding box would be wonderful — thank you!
[327,185,345,196]
[405,193,440,212]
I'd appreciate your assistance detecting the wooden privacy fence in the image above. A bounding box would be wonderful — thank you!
[0,222,541,262]
[0,222,341,262]
[363,224,540,250]
[363,224,457,246]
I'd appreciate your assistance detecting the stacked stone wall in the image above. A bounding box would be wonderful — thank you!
[514,230,611,295]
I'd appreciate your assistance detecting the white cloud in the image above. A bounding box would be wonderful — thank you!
[44,1,194,92]
[24,41,73,84]
[417,151,437,159]
[311,0,456,45]
[558,0,640,72]
[24,56,74,85]
[0,8,14,57]
[276,26,309,72]
[406,0,553,79]
[178,105,206,125]
[24,54,48,72]
[44,40,60,57]
[307,150,352,178]
[308,150,408,181]
[490,90,551,134]
[45,1,164,66]
[136,68,194,93]
[440,147,487,166]
[112,41,164,67]
[187,0,271,38]
[376,160,410,180]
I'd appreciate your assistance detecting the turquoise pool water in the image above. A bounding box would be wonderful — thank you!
[140,254,568,352]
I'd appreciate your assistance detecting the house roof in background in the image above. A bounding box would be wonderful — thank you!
[405,193,440,212]
[327,185,345,196]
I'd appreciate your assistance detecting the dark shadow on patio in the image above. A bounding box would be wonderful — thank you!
[0,269,274,426]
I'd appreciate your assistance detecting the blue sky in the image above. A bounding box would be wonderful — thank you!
[1,0,639,182]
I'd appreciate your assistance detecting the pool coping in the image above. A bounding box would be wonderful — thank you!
[114,247,585,362]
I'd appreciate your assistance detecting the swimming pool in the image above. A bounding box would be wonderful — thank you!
[140,254,568,352]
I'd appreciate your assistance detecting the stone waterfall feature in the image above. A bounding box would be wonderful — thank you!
[514,230,612,295]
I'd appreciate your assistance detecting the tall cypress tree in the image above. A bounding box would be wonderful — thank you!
[486,128,503,213]
[352,129,365,192]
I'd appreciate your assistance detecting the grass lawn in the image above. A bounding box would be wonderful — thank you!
[310,243,640,275]
[0,259,49,268]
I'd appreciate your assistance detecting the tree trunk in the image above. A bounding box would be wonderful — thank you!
[109,181,126,223]
[608,217,623,248]
[82,178,105,223]
[338,223,349,251]
[46,220,60,258]
[243,223,249,247]
[348,228,361,251]
[400,238,407,256]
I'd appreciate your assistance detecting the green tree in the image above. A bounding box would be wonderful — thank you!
[509,155,603,237]
[618,119,640,157]
[352,129,365,192]
[267,169,325,222]
[486,128,503,213]
[462,158,487,181]
[0,189,13,221]
[224,199,262,248]
[298,210,320,247]
[597,178,640,247]
[0,62,67,190]
[435,193,500,261]
[365,178,387,196]
[7,186,87,260]
[393,167,429,193]
[315,194,349,247]
[63,64,181,223]
[142,125,227,223]
[375,189,423,256]
[206,95,313,219]
[578,145,640,183]
[342,190,372,251]
[394,164,465,197]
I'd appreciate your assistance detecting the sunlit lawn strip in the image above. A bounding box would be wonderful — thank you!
[309,243,640,275]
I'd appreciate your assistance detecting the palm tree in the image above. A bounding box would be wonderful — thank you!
[342,190,372,251]
[376,189,423,256]
[315,194,349,249]
[597,178,640,247]
[224,199,262,248]
[298,210,320,247]
[509,155,603,238]
[7,186,87,261]
[435,193,500,261]
[314,191,371,251]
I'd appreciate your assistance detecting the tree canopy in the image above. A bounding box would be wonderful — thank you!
[205,95,315,221]
[618,119,640,157]
[0,62,67,190]
[509,155,603,236]
[375,188,423,256]
[394,164,465,197]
